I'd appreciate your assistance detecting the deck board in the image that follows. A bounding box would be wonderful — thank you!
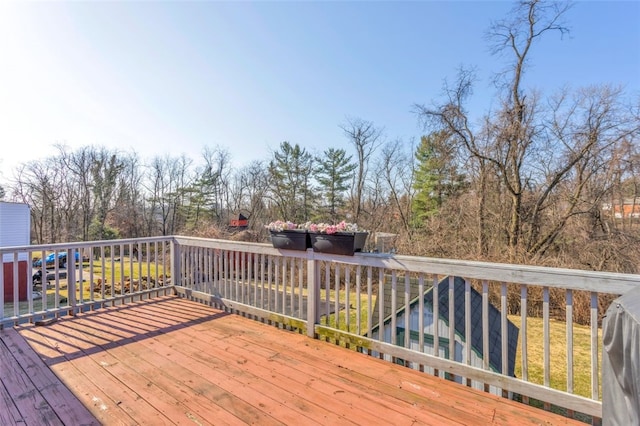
[2,296,587,425]
[0,350,25,426]
[75,305,352,425]
[0,326,98,425]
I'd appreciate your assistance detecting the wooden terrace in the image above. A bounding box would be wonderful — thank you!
[2,296,583,425]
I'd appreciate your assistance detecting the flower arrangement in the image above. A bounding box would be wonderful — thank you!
[266,220,368,254]
[301,220,360,234]
[265,220,299,232]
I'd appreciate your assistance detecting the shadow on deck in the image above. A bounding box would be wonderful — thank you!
[1,296,585,425]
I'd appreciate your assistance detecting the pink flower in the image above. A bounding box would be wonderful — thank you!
[266,220,301,232]
[295,220,362,234]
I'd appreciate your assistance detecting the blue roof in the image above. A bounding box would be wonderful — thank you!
[424,276,519,376]
[372,276,519,377]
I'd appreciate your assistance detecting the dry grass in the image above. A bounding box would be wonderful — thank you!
[510,314,601,399]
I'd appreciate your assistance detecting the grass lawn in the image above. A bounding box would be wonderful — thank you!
[321,288,374,335]
[3,257,167,317]
[83,257,166,281]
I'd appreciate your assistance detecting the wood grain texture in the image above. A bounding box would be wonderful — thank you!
[0,328,98,426]
[3,296,587,425]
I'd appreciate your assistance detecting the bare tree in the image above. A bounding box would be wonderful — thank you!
[145,154,193,236]
[414,1,640,265]
[198,146,232,223]
[112,152,145,238]
[416,1,572,259]
[523,85,637,256]
[340,117,382,223]
[12,159,65,243]
[59,145,96,240]
[87,148,126,240]
[375,139,416,235]
[230,161,269,230]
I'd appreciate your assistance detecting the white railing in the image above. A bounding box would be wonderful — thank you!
[3,235,638,422]
[172,235,639,422]
[172,236,311,330]
[0,237,174,326]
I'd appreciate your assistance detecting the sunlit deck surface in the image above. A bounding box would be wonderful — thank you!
[2,296,585,425]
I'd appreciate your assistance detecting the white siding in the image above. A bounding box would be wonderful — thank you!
[0,202,30,261]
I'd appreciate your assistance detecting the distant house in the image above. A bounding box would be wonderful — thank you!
[370,276,519,396]
[602,198,640,219]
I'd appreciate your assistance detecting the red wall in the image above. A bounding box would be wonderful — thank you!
[3,261,28,303]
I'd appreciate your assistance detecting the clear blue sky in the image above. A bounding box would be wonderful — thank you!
[0,1,638,181]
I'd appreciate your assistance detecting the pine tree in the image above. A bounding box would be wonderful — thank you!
[412,132,465,225]
[268,142,315,223]
[314,148,356,222]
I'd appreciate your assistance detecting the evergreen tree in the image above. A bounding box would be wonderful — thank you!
[314,148,356,222]
[268,142,315,223]
[412,132,465,225]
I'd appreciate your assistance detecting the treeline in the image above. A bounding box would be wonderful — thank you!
[3,119,404,245]
[2,1,639,273]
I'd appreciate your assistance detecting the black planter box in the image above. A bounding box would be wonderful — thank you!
[310,232,368,256]
[270,230,310,251]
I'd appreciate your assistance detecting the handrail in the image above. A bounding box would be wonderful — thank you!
[173,235,640,293]
[0,235,173,254]
[171,235,639,421]
[3,234,639,422]
[1,237,174,327]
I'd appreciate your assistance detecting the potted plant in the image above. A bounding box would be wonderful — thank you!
[265,221,311,251]
[303,221,368,256]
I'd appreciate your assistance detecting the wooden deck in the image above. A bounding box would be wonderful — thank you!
[1,296,585,425]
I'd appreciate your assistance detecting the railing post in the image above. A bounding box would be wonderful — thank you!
[12,253,19,318]
[306,250,320,338]
[67,248,76,316]
[171,238,181,290]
